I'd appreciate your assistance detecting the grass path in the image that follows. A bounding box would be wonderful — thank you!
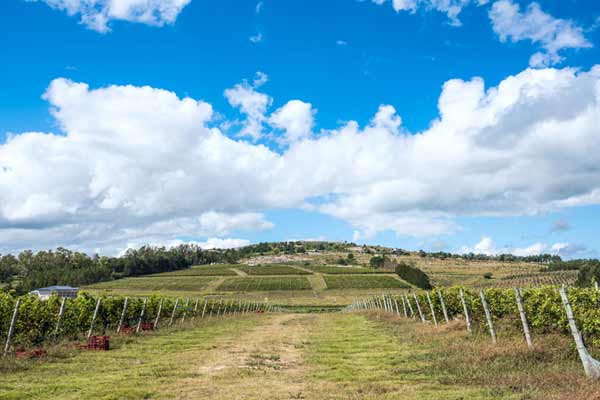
[0,313,562,399]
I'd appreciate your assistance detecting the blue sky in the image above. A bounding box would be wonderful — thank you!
[1,0,600,257]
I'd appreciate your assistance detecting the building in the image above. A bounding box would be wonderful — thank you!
[29,286,79,300]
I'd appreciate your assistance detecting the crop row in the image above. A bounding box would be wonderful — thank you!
[217,277,312,291]
[0,293,267,350]
[237,265,312,275]
[324,275,409,289]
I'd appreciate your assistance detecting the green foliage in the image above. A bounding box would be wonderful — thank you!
[483,272,493,279]
[305,265,384,274]
[324,275,409,289]
[395,262,433,289]
[237,265,311,275]
[217,277,312,291]
[575,261,600,287]
[369,256,386,269]
[0,293,261,350]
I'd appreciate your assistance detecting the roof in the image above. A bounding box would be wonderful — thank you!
[32,286,79,292]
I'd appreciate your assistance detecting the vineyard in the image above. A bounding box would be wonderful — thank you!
[236,265,312,275]
[324,275,410,289]
[216,276,313,291]
[89,276,217,292]
[146,265,239,277]
[0,292,269,354]
[304,265,384,274]
[494,270,578,288]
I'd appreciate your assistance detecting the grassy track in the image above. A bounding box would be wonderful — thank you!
[2,312,597,399]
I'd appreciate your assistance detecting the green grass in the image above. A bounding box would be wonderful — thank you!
[323,275,409,289]
[146,265,238,277]
[217,276,312,291]
[237,265,312,275]
[0,315,267,399]
[305,265,385,274]
[87,276,217,291]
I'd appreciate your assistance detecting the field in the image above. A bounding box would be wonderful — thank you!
[304,265,384,274]
[2,311,597,399]
[147,265,239,276]
[236,265,312,275]
[89,276,217,292]
[323,275,409,289]
[217,276,312,291]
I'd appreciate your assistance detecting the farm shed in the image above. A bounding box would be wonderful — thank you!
[29,286,79,300]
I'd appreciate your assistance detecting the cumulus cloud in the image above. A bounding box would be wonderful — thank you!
[459,236,550,257]
[370,0,488,26]
[29,0,191,33]
[269,100,316,144]
[224,73,272,140]
[489,0,592,67]
[3,65,600,253]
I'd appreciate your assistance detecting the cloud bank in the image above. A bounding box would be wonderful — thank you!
[2,65,600,253]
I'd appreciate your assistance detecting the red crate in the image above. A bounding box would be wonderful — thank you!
[87,335,110,351]
[141,322,154,331]
[120,326,136,335]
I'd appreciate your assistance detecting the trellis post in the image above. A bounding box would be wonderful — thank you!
[413,293,426,323]
[393,298,400,316]
[192,298,199,320]
[437,289,450,324]
[405,293,415,318]
[117,297,128,333]
[169,298,179,327]
[559,286,600,378]
[426,292,438,326]
[87,297,102,339]
[514,288,533,348]
[479,290,496,344]
[400,294,408,318]
[53,297,67,340]
[459,288,471,333]
[136,298,147,333]
[3,299,20,357]
[154,298,163,328]
[201,299,208,319]
[181,298,190,323]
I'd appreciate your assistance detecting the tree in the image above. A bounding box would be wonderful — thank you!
[370,255,386,269]
[395,261,433,290]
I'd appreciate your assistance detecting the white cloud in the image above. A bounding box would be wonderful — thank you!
[255,1,263,14]
[3,65,600,253]
[489,0,592,67]
[336,40,348,46]
[269,100,316,144]
[459,236,549,256]
[29,0,191,33]
[249,32,264,43]
[370,0,488,26]
[224,75,272,140]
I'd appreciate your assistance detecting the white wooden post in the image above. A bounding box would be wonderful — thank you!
[400,294,408,318]
[514,288,533,348]
[201,299,208,319]
[136,298,147,333]
[154,298,163,328]
[405,293,415,318]
[479,290,497,344]
[117,297,129,333]
[169,298,179,327]
[393,298,400,316]
[3,299,20,357]
[459,288,471,333]
[192,298,199,320]
[413,293,426,323]
[559,287,600,378]
[87,298,102,339]
[53,297,67,340]
[437,289,450,324]
[181,298,190,323]
[426,292,438,326]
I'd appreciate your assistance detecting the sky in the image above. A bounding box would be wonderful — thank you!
[1,0,600,258]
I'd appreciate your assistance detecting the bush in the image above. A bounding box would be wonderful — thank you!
[370,256,386,269]
[395,261,433,289]
[576,262,600,287]
[483,272,493,279]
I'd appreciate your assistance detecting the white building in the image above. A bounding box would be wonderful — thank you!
[30,286,79,300]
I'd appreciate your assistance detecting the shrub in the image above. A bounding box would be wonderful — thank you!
[483,272,493,279]
[395,261,433,289]
[370,256,386,269]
